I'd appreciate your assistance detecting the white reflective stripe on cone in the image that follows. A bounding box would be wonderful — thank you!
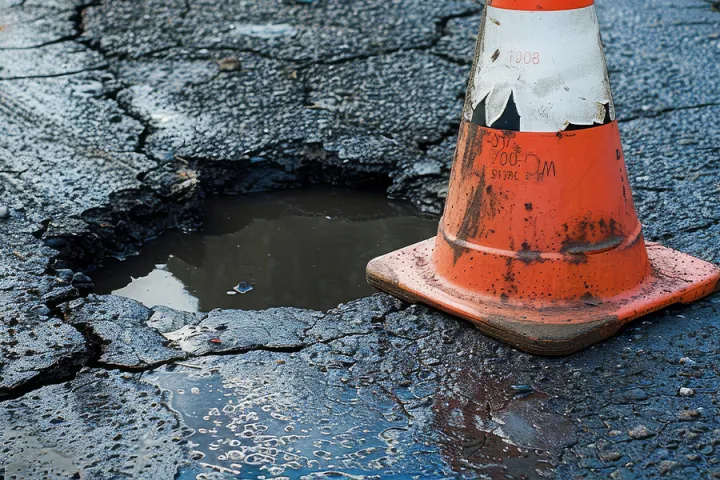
[466,5,614,132]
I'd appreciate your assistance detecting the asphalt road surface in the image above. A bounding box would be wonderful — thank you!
[1,0,719,478]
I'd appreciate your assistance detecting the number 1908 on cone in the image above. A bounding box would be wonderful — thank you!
[366,0,720,355]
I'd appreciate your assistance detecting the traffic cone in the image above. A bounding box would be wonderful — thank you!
[367,0,720,355]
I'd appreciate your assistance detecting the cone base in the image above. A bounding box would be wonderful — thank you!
[366,239,720,355]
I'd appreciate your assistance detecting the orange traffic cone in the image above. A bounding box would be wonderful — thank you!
[367,0,720,355]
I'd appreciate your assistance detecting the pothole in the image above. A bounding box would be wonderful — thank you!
[90,188,438,312]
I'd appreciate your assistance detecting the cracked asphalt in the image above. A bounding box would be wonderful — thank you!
[0,0,719,478]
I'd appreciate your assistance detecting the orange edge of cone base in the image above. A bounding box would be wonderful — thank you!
[365,4,720,355]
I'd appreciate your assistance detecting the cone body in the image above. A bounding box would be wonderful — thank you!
[366,1,720,354]
[435,121,649,304]
[435,1,643,299]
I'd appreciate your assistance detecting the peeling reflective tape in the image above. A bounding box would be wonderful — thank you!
[487,0,594,11]
[465,5,614,132]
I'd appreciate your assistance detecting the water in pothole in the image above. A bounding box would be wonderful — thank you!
[91,188,439,312]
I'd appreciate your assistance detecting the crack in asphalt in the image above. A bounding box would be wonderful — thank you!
[0,34,79,51]
[618,101,720,123]
[0,325,373,402]
[106,87,156,158]
[77,5,483,68]
[0,285,413,402]
[0,64,108,81]
[0,319,96,402]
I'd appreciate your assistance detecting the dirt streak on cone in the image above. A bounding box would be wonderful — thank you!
[366,0,720,355]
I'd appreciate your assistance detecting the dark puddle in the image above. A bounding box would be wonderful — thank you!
[91,188,438,312]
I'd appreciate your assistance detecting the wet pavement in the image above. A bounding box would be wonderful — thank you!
[145,351,572,479]
[0,0,719,478]
[92,188,438,312]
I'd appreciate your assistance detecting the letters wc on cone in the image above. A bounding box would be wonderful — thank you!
[366,0,720,355]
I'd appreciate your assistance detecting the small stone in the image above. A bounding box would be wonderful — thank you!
[658,461,677,475]
[624,388,648,401]
[55,268,75,282]
[71,272,93,286]
[677,409,701,421]
[629,425,655,439]
[600,451,623,462]
[679,387,695,397]
[217,57,241,72]
[411,160,442,176]
[700,445,715,455]
[30,304,52,316]
[42,285,78,304]
[0,205,9,218]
